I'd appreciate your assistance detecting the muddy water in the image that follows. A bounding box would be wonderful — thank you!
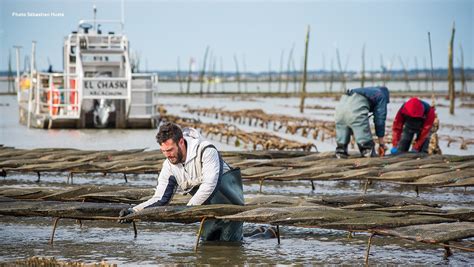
[2,216,471,266]
[0,93,473,265]
[1,94,473,154]
[0,172,473,265]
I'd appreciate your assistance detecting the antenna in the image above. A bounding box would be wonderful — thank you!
[13,46,22,93]
[93,5,97,31]
[121,0,125,32]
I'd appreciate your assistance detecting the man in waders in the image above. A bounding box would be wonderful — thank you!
[335,86,390,158]
[118,122,244,242]
[390,97,435,154]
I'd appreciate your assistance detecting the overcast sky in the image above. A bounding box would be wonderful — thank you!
[0,0,472,72]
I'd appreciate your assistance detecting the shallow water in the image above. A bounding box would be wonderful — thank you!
[1,171,473,265]
[0,214,472,265]
[0,92,473,265]
[1,94,473,154]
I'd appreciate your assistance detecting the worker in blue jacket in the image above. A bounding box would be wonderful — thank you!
[335,86,390,158]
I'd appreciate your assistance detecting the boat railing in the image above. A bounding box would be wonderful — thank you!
[33,72,81,119]
[85,35,127,50]
[129,73,159,119]
[69,24,127,53]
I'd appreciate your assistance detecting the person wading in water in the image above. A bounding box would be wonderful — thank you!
[334,86,390,158]
[118,122,244,242]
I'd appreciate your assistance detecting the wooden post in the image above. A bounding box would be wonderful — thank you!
[206,51,216,94]
[132,221,138,238]
[242,54,248,93]
[276,225,281,245]
[67,172,74,184]
[329,58,334,92]
[399,56,411,91]
[27,41,36,129]
[380,55,386,86]
[428,32,435,103]
[424,57,429,91]
[207,51,214,94]
[443,242,453,259]
[233,54,241,93]
[448,21,456,115]
[285,44,295,93]
[336,48,346,92]
[278,49,285,93]
[347,231,354,239]
[7,50,14,93]
[292,58,298,93]
[458,44,466,99]
[212,56,217,93]
[414,56,420,91]
[268,59,272,92]
[194,217,207,252]
[50,217,61,245]
[382,55,395,87]
[322,54,327,91]
[361,44,366,88]
[177,57,183,93]
[220,56,225,93]
[370,59,375,85]
[365,233,375,266]
[199,46,210,97]
[186,57,193,94]
[14,46,22,94]
[300,25,310,114]
[363,179,371,194]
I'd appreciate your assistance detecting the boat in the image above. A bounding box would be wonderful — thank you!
[15,7,159,129]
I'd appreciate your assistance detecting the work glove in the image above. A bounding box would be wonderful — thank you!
[118,207,134,224]
[378,144,388,157]
[390,147,399,155]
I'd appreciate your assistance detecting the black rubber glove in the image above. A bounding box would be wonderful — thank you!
[118,207,134,224]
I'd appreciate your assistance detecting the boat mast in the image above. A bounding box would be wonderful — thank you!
[93,5,97,31]
[121,0,125,33]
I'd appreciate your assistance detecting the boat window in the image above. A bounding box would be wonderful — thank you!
[81,54,122,63]
[85,71,112,78]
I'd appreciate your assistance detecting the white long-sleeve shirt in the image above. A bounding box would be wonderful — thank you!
[133,128,228,211]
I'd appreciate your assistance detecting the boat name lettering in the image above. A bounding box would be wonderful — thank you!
[83,80,128,97]
[84,80,128,90]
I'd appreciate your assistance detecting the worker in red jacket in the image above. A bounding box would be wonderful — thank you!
[391,97,436,154]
